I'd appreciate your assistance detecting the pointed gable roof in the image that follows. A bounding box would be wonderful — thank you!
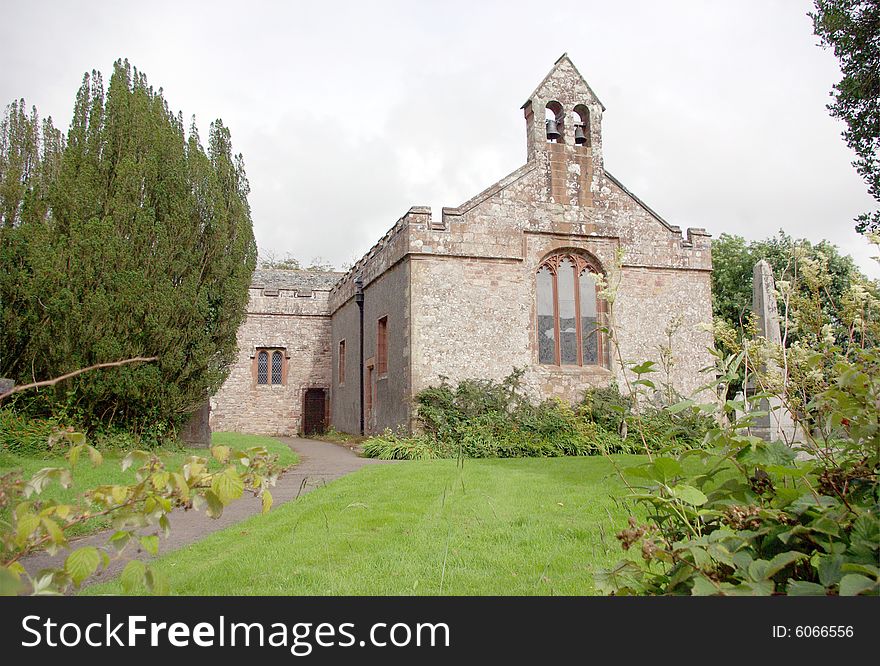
[521,53,606,111]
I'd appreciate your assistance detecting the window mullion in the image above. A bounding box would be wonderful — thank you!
[551,269,560,365]
[573,264,583,366]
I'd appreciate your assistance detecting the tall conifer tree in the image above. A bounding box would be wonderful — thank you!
[0,59,256,435]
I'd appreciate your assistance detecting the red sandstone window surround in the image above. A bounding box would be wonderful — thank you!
[254,347,287,385]
[536,252,607,368]
[338,340,346,385]
[377,316,388,377]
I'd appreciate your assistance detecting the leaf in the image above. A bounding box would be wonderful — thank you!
[840,562,879,578]
[139,535,159,556]
[120,560,146,594]
[0,567,25,596]
[787,580,827,596]
[111,485,129,504]
[593,560,644,595]
[211,467,243,505]
[211,445,231,463]
[87,445,103,466]
[16,513,40,546]
[261,489,273,514]
[630,361,657,375]
[764,551,808,579]
[151,471,170,491]
[728,580,775,596]
[172,472,189,501]
[652,457,684,482]
[748,559,770,582]
[690,576,720,596]
[666,399,695,414]
[838,574,878,596]
[40,517,65,545]
[817,554,845,587]
[203,490,224,518]
[159,514,171,538]
[65,547,100,586]
[145,567,169,596]
[68,444,83,469]
[672,484,708,506]
[121,450,149,472]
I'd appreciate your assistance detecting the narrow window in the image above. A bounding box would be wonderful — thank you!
[537,266,556,364]
[579,271,599,364]
[377,316,388,376]
[557,258,578,365]
[365,363,374,421]
[271,350,283,385]
[257,350,269,385]
[338,340,346,385]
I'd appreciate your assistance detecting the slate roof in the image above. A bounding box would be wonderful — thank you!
[251,268,342,291]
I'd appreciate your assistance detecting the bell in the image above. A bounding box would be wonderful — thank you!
[545,118,561,141]
[574,124,587,145]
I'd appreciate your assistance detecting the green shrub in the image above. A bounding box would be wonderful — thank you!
[0,408,64,456]
[362,372,707,461]
[580,383,633,432]
[361,431,437,460]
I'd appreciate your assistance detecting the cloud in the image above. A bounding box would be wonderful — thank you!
[2,0,876,277]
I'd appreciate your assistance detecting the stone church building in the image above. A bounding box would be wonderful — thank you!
[210,54,714,437]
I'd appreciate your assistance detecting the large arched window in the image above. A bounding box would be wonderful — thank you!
[536,252,606,367]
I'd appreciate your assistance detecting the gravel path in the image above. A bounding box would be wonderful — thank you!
[20,437,388,590]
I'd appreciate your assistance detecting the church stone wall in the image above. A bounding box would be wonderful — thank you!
[331,260,412,435]
[210,284,333,436]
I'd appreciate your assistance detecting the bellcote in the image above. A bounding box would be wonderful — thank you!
[521,53,605,169]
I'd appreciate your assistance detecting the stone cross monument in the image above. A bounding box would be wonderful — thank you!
[749,260,799,444]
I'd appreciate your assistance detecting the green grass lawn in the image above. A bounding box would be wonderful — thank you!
[0,432,298,537]
[85,455,646,596]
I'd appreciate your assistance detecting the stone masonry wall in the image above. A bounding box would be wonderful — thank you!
[210,282,333,436]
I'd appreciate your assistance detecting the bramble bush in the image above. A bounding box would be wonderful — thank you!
[595,242,879,596]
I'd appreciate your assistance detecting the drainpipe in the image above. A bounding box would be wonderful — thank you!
[355,275,365,436]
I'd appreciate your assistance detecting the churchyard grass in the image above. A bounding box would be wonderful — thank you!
[0,432,298,537]
[84,454,645,595]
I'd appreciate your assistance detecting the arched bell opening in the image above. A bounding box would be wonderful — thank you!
[545,101,564,143]
[572,104,590,146]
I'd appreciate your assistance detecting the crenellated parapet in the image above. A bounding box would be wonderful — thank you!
[328,206,430,312]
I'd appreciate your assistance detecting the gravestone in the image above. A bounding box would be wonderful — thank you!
[748,260,799,444]
[180,402,211,448]
[0,378,14,398]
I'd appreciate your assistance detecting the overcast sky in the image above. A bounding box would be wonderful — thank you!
[4,0,878,278]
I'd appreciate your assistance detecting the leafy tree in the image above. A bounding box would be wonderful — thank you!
[259,252,337,272]
[260,250,301,270]
[0,60,257,435]
[711,231,876,345]
[811,0,880,233]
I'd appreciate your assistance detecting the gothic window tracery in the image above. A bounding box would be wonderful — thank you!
[536,252,607,367]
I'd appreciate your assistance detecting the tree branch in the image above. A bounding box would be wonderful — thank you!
[0,356,159,401]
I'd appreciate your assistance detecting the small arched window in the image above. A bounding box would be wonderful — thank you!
[255,347,286,385]
[271,351,283,384]
[536,252,606,367]
[257,350,269,384]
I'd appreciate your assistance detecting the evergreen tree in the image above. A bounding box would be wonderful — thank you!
[0,59,256,436]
